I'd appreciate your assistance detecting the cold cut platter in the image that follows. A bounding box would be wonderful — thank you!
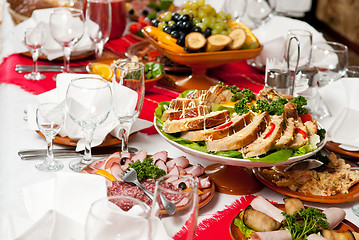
[80,150,215,213]
[229,196,359,240]
[154,85,326,167]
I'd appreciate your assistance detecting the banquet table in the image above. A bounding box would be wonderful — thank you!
[1,6,359,240]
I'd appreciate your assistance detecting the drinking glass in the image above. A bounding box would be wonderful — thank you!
[85,0,112,59]
[151,175,199,240]
[24,27,47,80]
[346,65,359,77]
[112,60,145,153]
[65,76,112,172]
[85,196,151,240]
[311,41,349,86]
[285,29,312,70]
[224,0,247,22]
[35,103,64,172]
[50,8,85,74]
[246,0,276,28]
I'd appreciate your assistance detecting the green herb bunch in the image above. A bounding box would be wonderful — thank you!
[128,158,166,181]
[282,207,329,239]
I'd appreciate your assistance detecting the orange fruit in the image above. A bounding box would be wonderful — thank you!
[95,169,116,181]
[91,63,113,81]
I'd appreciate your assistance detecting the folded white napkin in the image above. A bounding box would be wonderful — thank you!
[319,78,359,150]
[251,16,327,68]
[18,172,107,239]
[27,73,153,151]
[12,8,94,60]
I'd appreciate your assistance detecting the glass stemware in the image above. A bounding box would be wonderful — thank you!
[65,76,112,172]
[311,41,349,86]
[24,27,47,80]
[112,60,145,153]
[246,0,276,28]
[151,175,199,240]
[224,0,247,23]
[85,0,112,59]
[35,103,64,172]
[85,196,151,240]
[50,8,85,74]
[285,29,312,70]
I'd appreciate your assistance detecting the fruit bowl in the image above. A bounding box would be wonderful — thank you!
[142,30,263,91]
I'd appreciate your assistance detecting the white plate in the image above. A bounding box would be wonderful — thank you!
[154,118,327,168]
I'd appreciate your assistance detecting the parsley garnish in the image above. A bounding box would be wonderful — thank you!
[317,129,326,141]
[127,158,166,181]
[268,97,288,115]
[290,96,308,115]
[282,207,329,239]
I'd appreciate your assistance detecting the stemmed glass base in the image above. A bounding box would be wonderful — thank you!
[36,159,64,172]
[25,72,46,81]
[69,159,92,172]
[352,205,359,217]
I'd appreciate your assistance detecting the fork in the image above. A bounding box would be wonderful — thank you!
[121,168,176,215]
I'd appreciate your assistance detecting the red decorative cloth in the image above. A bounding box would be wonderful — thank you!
[0,34,265,135]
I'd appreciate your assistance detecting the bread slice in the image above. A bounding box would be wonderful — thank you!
[162,110,230,133]
[161,105,210,121]
[206,112,270,152]
[181,112,253,141]
[242,114,285,157]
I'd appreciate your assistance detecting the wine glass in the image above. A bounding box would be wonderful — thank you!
[151,175,199,240]
[49,8,85,74]
[112,60,145,153]
[65,76,112,172]
[246,0,276,28]
[85,0,112,59]
[35,103,64,172]
[85,196,151,240]
[311,41,349,86]
[24,27,47,80]
[224,0,247,22]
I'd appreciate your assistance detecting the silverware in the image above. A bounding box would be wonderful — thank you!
[21,154,109,160]
[121,168,176,215]
[18,148,75,157]
[15,65,87,73]
[284,159,359,172]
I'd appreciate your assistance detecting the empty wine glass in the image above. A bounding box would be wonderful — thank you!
[246,0,276,28]
[85,196,151,240]
[224,0,247,22]
[112,60,145,153]
[36,103,64,172]
[151,175,199,239]
[311,41,348,86]
[50,8,85,74]
[85,0,112,59]
[65,76,112,172]
[24,27,47,80]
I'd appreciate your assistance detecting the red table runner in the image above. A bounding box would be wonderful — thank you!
[0,34,265,134]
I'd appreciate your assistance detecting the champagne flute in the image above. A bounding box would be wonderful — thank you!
[35,103,64,172]
[50,8,85,74]
[65,76,112,172]
[85,196,151,240]
[151,175,199,239]
[24,27,47,80]
[86,0,112,59]
[112,60,145,153]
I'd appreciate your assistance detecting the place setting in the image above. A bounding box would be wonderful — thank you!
[3,0,359,239]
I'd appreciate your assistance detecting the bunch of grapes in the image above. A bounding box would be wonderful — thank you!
[150,0,233,47]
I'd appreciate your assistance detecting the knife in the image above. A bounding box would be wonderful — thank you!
[18,147,119,158]
[21,153,109,161]
[15,65,87,73]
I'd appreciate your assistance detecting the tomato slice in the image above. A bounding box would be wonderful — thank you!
[299,113,313,123]
[129,22,142,35]
[213,121,233,130]
[296,128,307,139]
[263,123,276,139]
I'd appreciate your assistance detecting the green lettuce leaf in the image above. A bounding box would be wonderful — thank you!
[234,218,255,238]
[212,103,236,115]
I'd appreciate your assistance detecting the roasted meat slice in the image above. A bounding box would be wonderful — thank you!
[169,98,202,110]
[181,112,254,141]
[273,117,295,150]
[206,112,270,152]
[287,119,309,149]
[161,105,210,121]
[242,114,285,157]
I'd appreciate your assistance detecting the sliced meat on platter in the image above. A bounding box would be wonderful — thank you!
[181,112,253,141]
[162,110,230,133]
[81,150,213,207]
[161,105,210,121]
[206,111,269,152]
[232,195,354,240]
[273,117,295,150]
